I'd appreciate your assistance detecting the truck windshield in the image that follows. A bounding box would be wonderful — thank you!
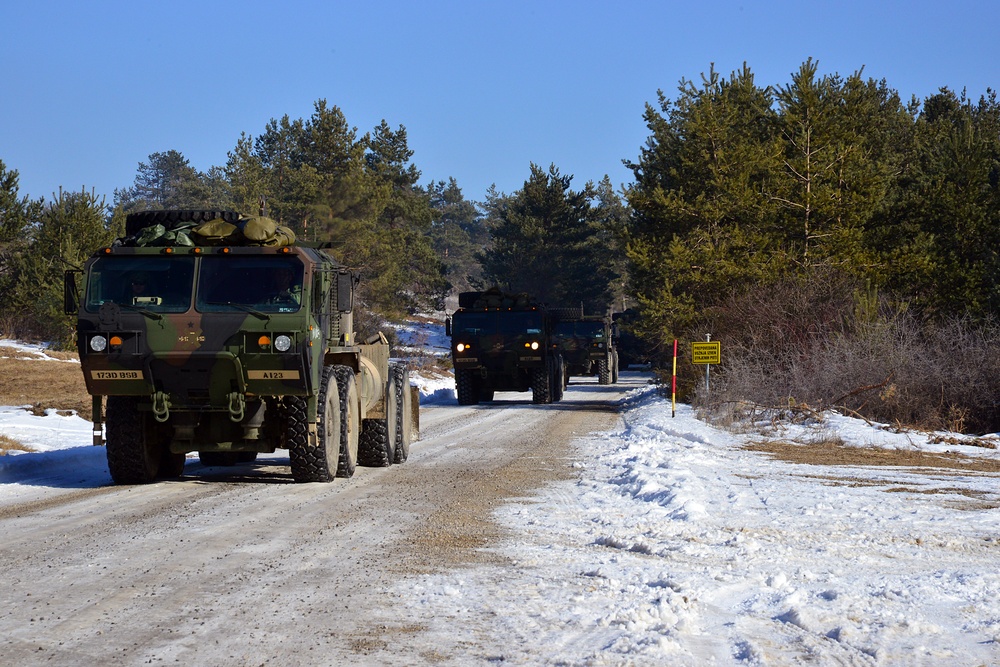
[555,321,605,338]
[454,311,545,336]
[196,256,305,313]
[84,256,195,313]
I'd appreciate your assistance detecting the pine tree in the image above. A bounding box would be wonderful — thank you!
[4,187,119,345]
[771,61,902,271]
[114,150,217,211]
[359,120,446,315]
[876,88,1000,316]
[623,64,783,350]
[479,164,617,312]
[428,178,486,293]
[224,132,268,214]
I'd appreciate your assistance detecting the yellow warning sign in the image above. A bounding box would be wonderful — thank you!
[691,341,721,365]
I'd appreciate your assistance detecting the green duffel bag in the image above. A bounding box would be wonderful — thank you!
[236,216,278,243]
[260,225,297,247]
[192,219,238,245]
[135,224,167,246]
[134,224,197,247]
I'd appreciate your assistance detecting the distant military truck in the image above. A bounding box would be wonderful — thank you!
[552,308,619,385]
[64,209,416,484]
[446,288,564,405]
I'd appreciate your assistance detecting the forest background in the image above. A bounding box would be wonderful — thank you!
[2,61,999,432]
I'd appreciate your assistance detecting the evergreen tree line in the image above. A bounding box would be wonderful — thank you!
[625,59,1000,350]
[625,60,1000,431]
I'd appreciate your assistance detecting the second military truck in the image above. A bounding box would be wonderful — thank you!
[552,310,620,384]
[65,209,415,484]
[447,288,564,405]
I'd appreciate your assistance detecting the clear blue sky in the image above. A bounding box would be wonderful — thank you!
[2,0,997,206]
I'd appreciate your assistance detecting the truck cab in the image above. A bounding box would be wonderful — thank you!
[447,288,564,405]
[552,315,619,384]
[66,209,414,484]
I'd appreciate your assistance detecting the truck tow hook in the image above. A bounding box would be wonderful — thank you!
[152,391,171,423]
[228,391,246,423]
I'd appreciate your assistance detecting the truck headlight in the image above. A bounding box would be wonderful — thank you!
[274,335,292,352]
[90,335,108,352]
[456,343,468,352]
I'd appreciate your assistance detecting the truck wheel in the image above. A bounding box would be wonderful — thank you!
[159,450,186,479]
[106,396,160,484]
[289,366,340,482]
[531,365,551,404]
[552,355,565,402]
[334,366,360,478]
[455,369,480,406]
[597,358,611,385]
[392,363,412,463]
[358,368,398,468]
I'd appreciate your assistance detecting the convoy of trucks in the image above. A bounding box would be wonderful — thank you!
[64,209,621,484]
[446,289,619,405]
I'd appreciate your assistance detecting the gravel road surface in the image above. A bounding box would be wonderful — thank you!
[0,376,637,665]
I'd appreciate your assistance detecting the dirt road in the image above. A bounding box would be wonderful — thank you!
[0,376,639,665]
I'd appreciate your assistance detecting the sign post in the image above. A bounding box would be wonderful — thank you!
[691,335,721,395]
[671,339,678,418]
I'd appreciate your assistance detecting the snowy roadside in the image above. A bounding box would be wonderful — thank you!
[395,386,1000,665]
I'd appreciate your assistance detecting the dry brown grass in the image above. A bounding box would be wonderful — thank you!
[0,354,91,418]
[0,433,36,454]
[745,439,1000,473]
[744,440,1000,510]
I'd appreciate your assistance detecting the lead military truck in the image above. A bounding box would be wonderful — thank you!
[447,288,565,405]
[64,209,415,484]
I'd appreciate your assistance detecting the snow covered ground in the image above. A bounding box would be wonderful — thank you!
[397,391,1000,665]
[3,337,1000,664]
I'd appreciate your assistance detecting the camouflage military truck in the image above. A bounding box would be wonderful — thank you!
[446,288,564,405]
[551,308,620,385]
[64,209,416,484]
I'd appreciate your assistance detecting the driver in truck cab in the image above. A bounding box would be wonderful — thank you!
[264,267,302,306]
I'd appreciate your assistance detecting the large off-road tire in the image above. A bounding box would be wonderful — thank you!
[552,355,565,402]
[159,449,186,479]
[455,368,480,406]
[334,366,360,478]
[124,209,240,237]
[358,370,399,468]
[531,364,551,404]
[288,366,340,482]
[106,396,161,484]
[392,363,412,464]
[597,358,611,385]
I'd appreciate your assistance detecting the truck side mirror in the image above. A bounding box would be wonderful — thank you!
[63,270,81,314]
[445,316,452,337]
[337,270,353,312]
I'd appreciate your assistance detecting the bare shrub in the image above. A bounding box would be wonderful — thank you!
[695,271,1000,434]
